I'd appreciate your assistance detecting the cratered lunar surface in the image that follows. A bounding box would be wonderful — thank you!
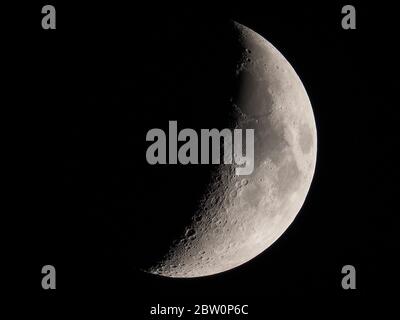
[146,22,317,278]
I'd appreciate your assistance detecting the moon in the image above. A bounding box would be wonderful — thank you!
[145,22,317,278]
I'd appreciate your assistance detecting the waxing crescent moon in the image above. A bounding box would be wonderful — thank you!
[146,22,317,278]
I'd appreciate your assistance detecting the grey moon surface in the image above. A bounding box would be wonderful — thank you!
[147,22,317,278]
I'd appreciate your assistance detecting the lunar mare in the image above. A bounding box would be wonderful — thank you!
[146,22,317,278]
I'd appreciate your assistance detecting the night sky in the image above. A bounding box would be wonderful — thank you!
[5,1,398,316]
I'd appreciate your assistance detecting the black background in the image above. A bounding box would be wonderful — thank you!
[5,1,398,316]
